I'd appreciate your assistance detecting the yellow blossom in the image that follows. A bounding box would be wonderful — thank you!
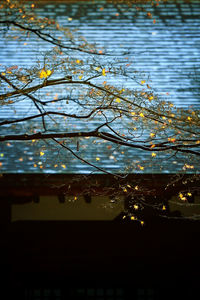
[168,138,176,143]
[179,193,186,201]
[184,164,194,169]
[138,165,144,170]
[150,133,155,138]
[39,69,52,79]
[102,68,106,76]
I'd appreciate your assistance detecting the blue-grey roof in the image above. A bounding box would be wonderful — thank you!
[0,0,200,174]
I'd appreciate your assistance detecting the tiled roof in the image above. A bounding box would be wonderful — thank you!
[0,0,200,174]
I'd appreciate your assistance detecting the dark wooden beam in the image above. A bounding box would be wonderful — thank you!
[0,174,199,202]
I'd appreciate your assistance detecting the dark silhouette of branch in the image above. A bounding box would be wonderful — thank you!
[0,130,199,157]
[0,0,199,183]
[1,76,197,135]
[52,137,126,178]
[0,20,112,56]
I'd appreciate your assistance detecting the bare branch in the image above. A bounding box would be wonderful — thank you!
[0,20,113,56]
[52,137,126,178]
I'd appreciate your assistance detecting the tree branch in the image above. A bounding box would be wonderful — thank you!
[0,20,110,56]
[52,138,126,178]
[0,130,199,157]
